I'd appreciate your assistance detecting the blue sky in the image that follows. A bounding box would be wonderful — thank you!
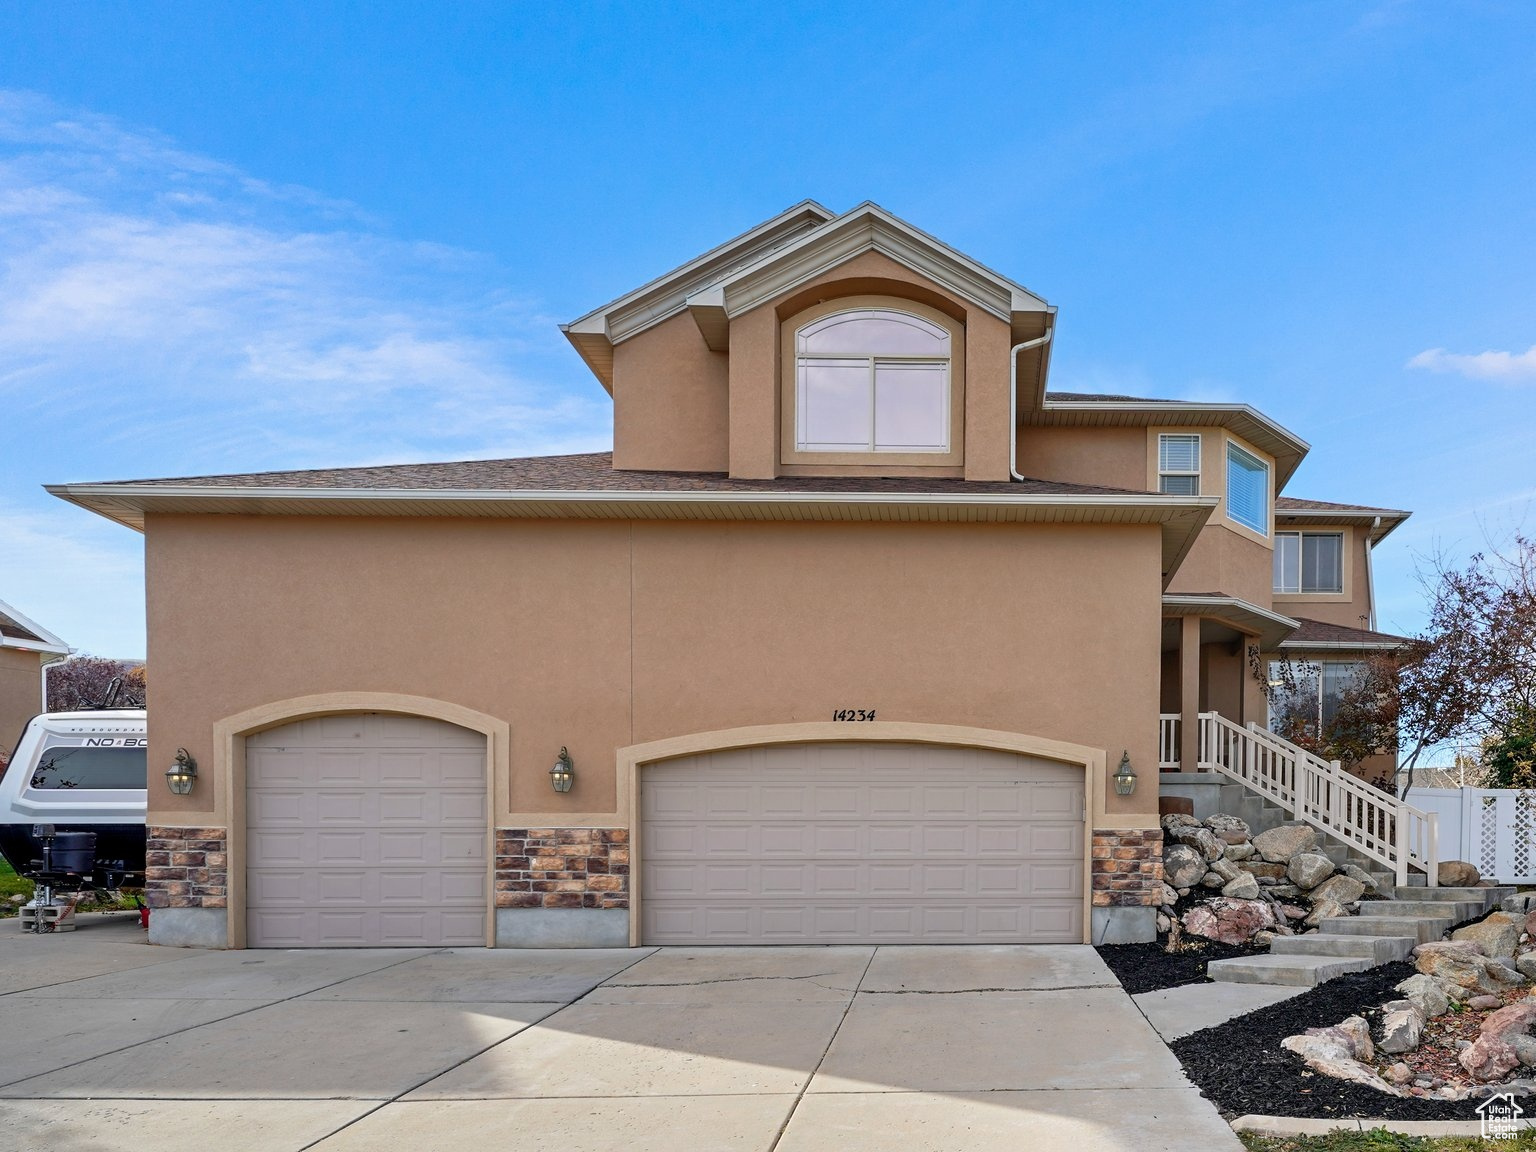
[1,1,1533,658]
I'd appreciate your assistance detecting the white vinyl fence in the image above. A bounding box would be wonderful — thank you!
[1409,787,1536,884]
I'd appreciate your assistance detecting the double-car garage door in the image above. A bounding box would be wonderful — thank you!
[641,742,1085,945]
[244,719,1084,948]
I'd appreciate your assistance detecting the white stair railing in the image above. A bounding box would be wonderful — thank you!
[1195,712,1438,888]
[1158,715,1180,769]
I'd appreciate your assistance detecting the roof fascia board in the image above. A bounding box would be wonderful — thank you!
[0,598,69,653]
[697,203,1051,328]
[564,200,835,344]
[1279,638,1405,651]
[1274,506,1410,544]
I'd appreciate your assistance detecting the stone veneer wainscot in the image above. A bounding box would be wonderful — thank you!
[1091,828,1163,907]
[495,827,629,910]
[145,826,229,909]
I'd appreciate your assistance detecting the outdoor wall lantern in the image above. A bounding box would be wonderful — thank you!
[1113,751,1137,796]
[550,747,575,793]
[166,748,198,795]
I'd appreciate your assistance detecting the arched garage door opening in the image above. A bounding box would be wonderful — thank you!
[640,741,1085,945]
[245,712,488,947]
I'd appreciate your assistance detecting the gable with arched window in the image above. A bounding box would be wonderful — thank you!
[779,296,966,470]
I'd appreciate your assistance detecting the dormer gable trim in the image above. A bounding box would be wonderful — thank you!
[683,202,1053,352]
[561,200,836,391]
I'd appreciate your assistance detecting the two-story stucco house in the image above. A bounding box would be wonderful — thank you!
[50,201,1413,951]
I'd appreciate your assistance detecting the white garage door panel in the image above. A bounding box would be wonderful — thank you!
[246,714,487,948]
[641,742,1084,945]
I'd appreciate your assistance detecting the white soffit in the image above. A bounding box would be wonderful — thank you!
[0,597,69,655]
[1161,593,1300,649]
[1274,506,1411,544]
[684,202,1053,352]
[561,200,836,389]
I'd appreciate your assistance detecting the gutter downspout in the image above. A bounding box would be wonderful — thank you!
[1364,515,1381,630]
[39,652,69,715]
[1008,328,1055,482]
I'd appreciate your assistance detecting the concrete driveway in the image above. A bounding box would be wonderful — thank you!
[0,913,1240,1151]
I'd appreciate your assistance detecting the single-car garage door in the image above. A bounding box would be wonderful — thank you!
[246,713,487,947]
[641,742,1084,945]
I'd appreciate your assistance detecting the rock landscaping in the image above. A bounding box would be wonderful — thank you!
[1273,903,1536,1105]
[1156,811,1377,949]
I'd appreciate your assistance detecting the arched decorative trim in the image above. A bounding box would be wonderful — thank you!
[214,692,508,949]
[615,721,1107,946]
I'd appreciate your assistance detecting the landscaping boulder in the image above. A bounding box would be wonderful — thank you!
[1163,843,1207,889]
[1161,812,1201,835]
[1222,873,1262,900]
[1281,1028,1396,1094]
[1238,860,1289,882]
[1453,911,1524,959]
[1376,1000,1424,1055]
[1287,852,1335,890]
[1223,842,1256,862]
[1200,872,1226,889]
[1526,908,1536,937]
[1339,863,1379,895]
[1395,973,1451,1019]
[1268,883,1302,900]
[1171,825,1226,862]
[1415,941,1527,995]
[1156,912,1172,933]
[1203,812,1251,844]
[1438,859,1482,887]
[1159,882,1179,907]
[1304,897,1350,928]
[1459,1002,1536,1082]
[1207,857,1242,884]
[1253,824,1318,863]
[1517,953,1536,982]
[1182,896,1276,945]
[1310,873,1367,907]
[1513,1034,1536,1069]
[1280,903,1308,921]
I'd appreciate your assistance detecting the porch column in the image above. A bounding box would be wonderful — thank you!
[1180,615,1201,772]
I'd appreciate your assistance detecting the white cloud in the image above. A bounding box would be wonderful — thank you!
[0,90,610,478]
[1406,345,1536,384]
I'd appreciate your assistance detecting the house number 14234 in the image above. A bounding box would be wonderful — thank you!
[832,709,876,721]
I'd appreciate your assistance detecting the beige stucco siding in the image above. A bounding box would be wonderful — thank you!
[612,311,729,473]
[1273,525,1373,629]
[0,647,43,758]
[726,249,1013,481]
[1015,426,1149,493]
[1166,524,1275,608]
[144,514,1164,830]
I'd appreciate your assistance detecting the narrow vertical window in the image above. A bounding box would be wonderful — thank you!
[1157,434,1201,494]
[1226,442,1270,535]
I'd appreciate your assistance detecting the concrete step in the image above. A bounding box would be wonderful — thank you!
[1207,953,1375,987]
[1390,885,1514,907]
[1319,914,1452,943]
[1358,899,1484,922]
[1269,933,1418,962]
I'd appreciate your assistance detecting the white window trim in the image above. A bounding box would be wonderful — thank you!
[1225,440,1270,537]
[794,309,951,453]
[1273,530,1345,595]
[1157,433,1201,495]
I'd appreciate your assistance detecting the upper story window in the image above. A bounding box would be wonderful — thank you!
[1274,531,1344,594]
[795,308,950,453]
[1157,434,1201,495]
[1225,442,1269,535]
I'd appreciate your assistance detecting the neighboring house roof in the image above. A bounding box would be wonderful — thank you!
[47,452,1217,586]
[1275,496,1411,544]
[1161,592,1299,649]
[0,598,69,655]
[563,201,1056,402]
[1031,391,1310,489]
[1281,617,1412,651]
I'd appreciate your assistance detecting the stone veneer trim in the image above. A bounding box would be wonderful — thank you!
[495,827,630,910]
[1090,828,1164,908]
[145,825,228,910]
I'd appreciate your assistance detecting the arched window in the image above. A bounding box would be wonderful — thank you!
[795,308,951,453]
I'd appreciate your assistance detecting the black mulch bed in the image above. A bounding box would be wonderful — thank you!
[1096,939,1269,995]
[1171,960,1493,1121]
